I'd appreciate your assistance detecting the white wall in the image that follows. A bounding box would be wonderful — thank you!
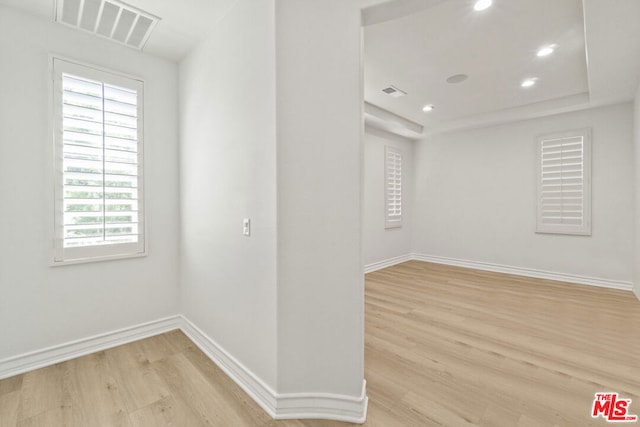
[634,86,640,298]
[0,6,180,360]
[179,0,278,387]
[363,127,414,266]
[179,0,379,402]
[179,0,388,406]
[413,103,634,283]
[275,0,373,397]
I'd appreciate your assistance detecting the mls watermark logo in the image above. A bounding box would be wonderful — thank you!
[592,392,638,422]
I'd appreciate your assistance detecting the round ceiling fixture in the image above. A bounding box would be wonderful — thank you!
[446,74,469,84]
[422,104,435,112]
[521,78,537,88]
[474,0,493,11]
[537,44,556,57]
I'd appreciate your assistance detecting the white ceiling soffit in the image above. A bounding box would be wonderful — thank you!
[364,102,424,139]
[55,0,159,50]
[422,92,591,137]
[362,0,446,26]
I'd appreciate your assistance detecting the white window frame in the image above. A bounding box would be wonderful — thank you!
[51,57,146,265]
[536,128,591,236]
[384,145,403,229]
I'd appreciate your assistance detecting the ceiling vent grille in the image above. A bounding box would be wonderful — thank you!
[55,0,160,50]
[381,86,407,98]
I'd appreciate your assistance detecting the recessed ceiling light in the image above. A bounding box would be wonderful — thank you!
[521,78,537,88]
[473,0,493,12]
[537,44,556,57]
[422,104,435,112]
[446,74,469,84]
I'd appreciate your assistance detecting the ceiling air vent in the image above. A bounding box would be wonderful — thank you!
[382,86,407,98]
[55,0,160,50]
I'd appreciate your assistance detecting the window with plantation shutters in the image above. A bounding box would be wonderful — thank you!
[52,58,145,264]
[536,128,591,236]
[385,145,402,228]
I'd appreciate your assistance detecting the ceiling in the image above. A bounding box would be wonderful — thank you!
[0,0,236,61]
[2,0,639,138]
[363,0,640,138]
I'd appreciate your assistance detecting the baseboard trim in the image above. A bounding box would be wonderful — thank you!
[364,254,412,273]
[180,315,368,423]
[411,253,633,292]
[0,315,182,380]
[275,380,368,423]
[1,314,368,423]
[178,316,279,417]
[0,313,368,423]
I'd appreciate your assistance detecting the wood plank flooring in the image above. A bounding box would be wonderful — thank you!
[364,261,640,427]
[1,260,639,426]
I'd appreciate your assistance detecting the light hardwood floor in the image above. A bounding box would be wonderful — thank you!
[1,260,639,426]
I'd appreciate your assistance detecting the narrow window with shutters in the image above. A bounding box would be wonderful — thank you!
[385,145,402,228]
[52,58,145,264]
[536,128,591,236]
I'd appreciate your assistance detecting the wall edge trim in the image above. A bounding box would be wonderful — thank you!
[0,315,368,423]
[178,315,279,416]
[364,254,412,273]
[411,253,633,291]
[180,315,368,423]
[0,315,182,380]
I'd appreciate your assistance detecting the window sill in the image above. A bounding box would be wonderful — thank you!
[50,251,147,267]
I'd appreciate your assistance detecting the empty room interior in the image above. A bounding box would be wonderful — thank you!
[1,0,640,426]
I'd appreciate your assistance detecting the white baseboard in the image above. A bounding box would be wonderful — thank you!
[411,253,633,292]
[0,315,182,380]
[178,316,279,417]
[0,314,367,424]
[364,254,412,273]
[275,380,368,423]
[180,316,368,423]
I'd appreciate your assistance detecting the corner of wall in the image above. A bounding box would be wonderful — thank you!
[634,83,640,300]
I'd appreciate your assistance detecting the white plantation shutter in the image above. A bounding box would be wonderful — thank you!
[536,129,591,235]
[53,58,145,263]
[385,146,402,228]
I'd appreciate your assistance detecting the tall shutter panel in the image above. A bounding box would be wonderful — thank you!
[385,146,402,228]
[53,58,144,264]
[62,74,140,248]
[536,129,591,235]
